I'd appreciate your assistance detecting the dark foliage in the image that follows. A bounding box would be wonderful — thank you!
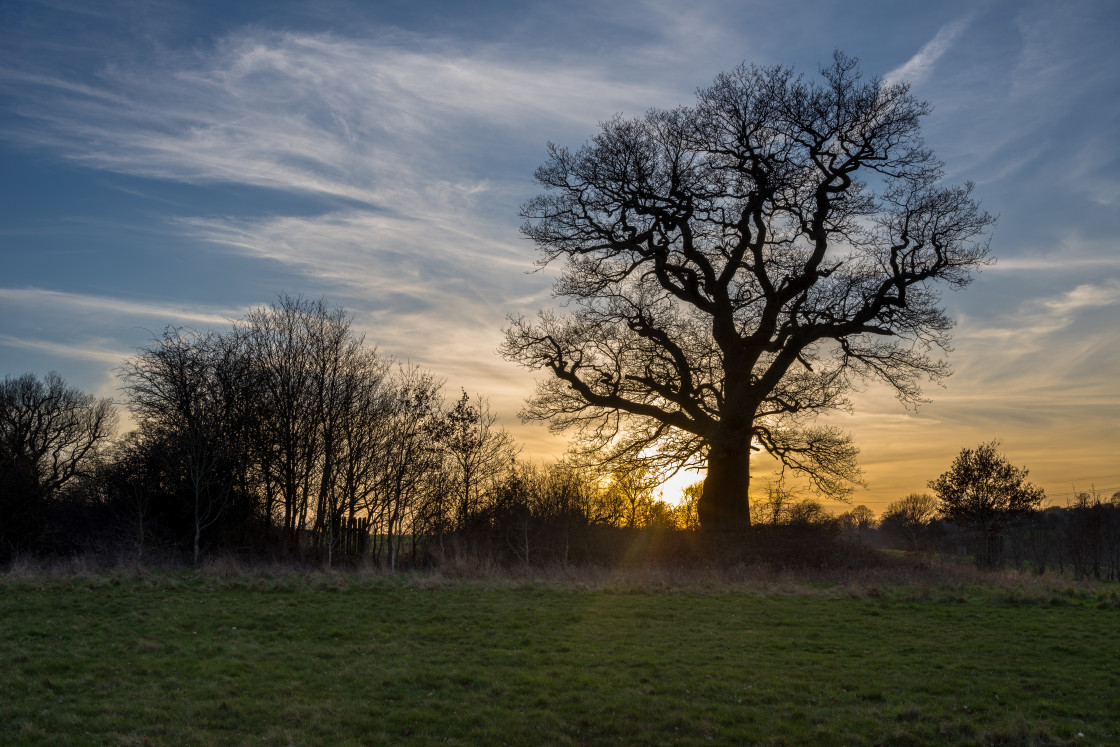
[929,441,1046,568]
[0,372,116,560]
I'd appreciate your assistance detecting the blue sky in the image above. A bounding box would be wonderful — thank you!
[2,0,1118,510]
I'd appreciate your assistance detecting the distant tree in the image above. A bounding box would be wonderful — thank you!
[929,442,1045,567]
[1061,489,1120,581]
[751,478,797,525]
[605,463,660,529]
[373,364,445,570]
[784,498,831,527]
[676,481,703,530]
[307,338,392,566]
[122,328,256,565]
[443,391,519,532]
[879,492,938,552]
[0,372,116,556]
[502,52,994,535]
[242,295,364,555]
[100,429,167,564]
[643,498,680,529]
[836,504,875,541]
[520,459,603,563]
[117,295,481,567]
[582,471,627,528]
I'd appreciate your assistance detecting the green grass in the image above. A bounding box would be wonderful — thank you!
[2,571,1118,745]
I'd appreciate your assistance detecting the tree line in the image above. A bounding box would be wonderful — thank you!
[879,488,1120,580]
[0,296,708,568]
[4,321,1117,578]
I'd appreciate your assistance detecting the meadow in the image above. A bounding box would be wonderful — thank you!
[2,563,1118,745]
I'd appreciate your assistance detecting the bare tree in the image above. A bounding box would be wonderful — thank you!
[443,391,519,531]
[243,296,325,553]
[122,328,255,565]
[676,481,703,530]
[880,492,938,553]
[0,372,116,554]
[321,350,393,565]
[502,53,993,535]
[1062,489,1118,581]
[836,504,875,542]
[119,295,459,567]
[373,363,445,570]
[750,478,798,526]
[101,429,163,564]
[242,294,378,556]
[604,463,660,529]
[1,372,116,497]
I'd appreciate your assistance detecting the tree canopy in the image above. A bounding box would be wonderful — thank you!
[502,53,994,533]
[928,441,1045,567]
[929,441,1045,528]
[0,372,116,556]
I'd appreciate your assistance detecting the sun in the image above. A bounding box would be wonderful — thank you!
[655,467,704,505]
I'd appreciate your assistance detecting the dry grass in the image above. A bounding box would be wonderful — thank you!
[5,550,1115,607]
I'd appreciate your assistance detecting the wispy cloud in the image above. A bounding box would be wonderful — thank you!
[177,207,544,311]
[991,256,1120,271]
[0,287,242,326]
[0,31,664,205]
[884,15,973,88]
[0,28,646,367]
[0,334,126,364]
[965,278,1120,339]
[0,27,651,438]
[175,206,555,406]
[987,233,1120,272]
[924,2,1120,198]
[1040,278,1120,315]
[951,278,1120,405]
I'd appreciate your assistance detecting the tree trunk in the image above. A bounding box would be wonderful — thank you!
[698,441,751,533]
[193,520,202,567]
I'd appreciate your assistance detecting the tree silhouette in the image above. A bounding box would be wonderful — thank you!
[880,492,938,553]
[503,53,993,534]
[443,390,518,532]
[0,372,116,557]
[122,328,256,565]
[929,441,1045,567]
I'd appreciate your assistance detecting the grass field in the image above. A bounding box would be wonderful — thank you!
[2,566,1118,745]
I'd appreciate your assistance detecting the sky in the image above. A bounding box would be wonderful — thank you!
[2,0,1118,514]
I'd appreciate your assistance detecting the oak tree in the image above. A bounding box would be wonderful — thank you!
[503,53,993,533]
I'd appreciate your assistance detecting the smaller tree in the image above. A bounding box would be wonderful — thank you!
[836,504,876,542]
[1062,488,1119,581]
[929,441,1044,567]
[604,463,660,529]
[675,482,703,531]
[0,372,116,557]
[122,328,255,565]
[750,478,797,526]
[880,492,938,553]
[443,391,518,532]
